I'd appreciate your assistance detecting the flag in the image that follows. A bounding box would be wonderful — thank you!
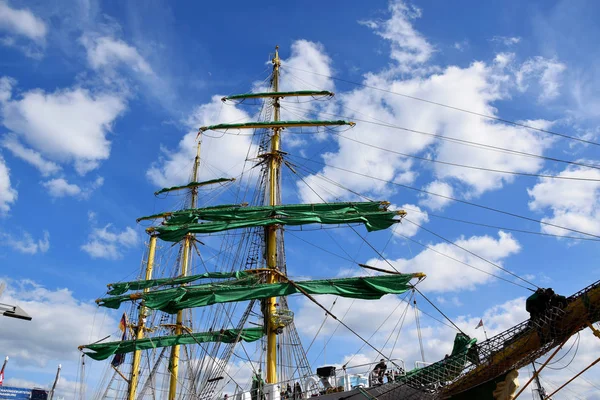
[111,313,128,367]
[0,357,6,386]
[475,319,484,329]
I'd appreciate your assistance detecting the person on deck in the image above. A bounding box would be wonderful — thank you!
[374,359,387,384]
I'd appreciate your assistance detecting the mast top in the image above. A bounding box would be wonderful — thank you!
[272,45,280,67]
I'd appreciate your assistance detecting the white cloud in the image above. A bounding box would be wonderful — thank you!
[527,164,600,237]
[42,178,81,197]
[81,35,153,75]
[1,134,61,175]
[2,85,126,174]
[0,1,46,41]
[359,0,434,68]
[516,56,566,101]
[393,203,428,237]
[491,36,521,46]
[0,280,114,367]
[419,180,453,211]
[0,230,49,254]
[0,75,13,102]
[0,155,17,214]
[147,95,257,188]
[298,11,554,204]
[81,223,139,259]
[42,176,103,199]
[368,231,521,292]
[453,40,469,52]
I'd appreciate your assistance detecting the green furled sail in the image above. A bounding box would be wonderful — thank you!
[97,274,417,314]
[154,178,235,196]
[81,327,264,361]
[107,271,253,295]
[199,120,354,132]
[222,91,333,101]
[142,201,404,242]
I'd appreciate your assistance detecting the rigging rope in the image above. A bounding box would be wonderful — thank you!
[414,295,426,363]
[405,218,538,290]
[288,154,600,240]
[281,64,600,147]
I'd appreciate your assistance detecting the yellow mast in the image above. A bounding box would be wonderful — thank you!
[266,46,281,384]
[127,232,157,400]
[168,141,202,400]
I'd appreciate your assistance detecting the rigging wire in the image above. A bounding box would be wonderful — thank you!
[413,295,426,363]
[402,206,600,242]
[281,64,600,147]
[282,102,600,173]
[413,287,467,335]
[332,131,600,182]
[287,154,600,240]
[395,230,532,291]
[404,218,538,289]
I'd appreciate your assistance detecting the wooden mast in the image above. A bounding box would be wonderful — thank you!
[168,142,202,400]
[127,232,157,400]
[266,45,281,384]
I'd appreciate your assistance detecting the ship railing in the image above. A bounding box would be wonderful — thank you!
[231,359,406,400]
[414,361,432,369]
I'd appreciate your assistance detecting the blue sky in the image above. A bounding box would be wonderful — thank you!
[1,0,600,398]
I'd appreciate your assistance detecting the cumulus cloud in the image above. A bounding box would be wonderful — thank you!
[1,134,61,176]
[359,0,434,68]
[81,223,139,259]
[0,155,17,213]
[0,1,46,58]
[1,84,126,174]
[393,203,428,237]
[0,1,46,41]
[147,95,257,188]
[0,230,49,254]
[516,56,566,101]
[297,4,555,205]
[0,280,114,366]
[367,231,521,292]
[419,180,453,211]
[42,176,104,199]
[491,36,521,46]
[527,164,600,237]
[81,35,153,75]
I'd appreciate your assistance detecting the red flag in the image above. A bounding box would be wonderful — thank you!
[475,319,484,329]
[0,364,5,386]
[111,314,128,367]
[118,313,127,333]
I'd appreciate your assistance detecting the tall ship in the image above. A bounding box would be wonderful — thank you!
[79,46,600,400]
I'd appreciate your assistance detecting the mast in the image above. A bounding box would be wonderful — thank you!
[266,45,281,384]
[127,232,157,400]
[49,364,61,400]
[168,142,202,400]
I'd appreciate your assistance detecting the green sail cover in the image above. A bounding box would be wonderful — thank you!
[82,327,264,361]
[97,274,416,314]
[223,91,333,101]
[396,333,477,385]
[107,271,253,295]
[154,178,234,196]
[144,202,400,242]
[200,120,353,132]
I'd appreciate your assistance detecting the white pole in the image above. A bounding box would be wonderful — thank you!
[49,364,61,400]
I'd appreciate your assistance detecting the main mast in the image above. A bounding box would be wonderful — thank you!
[168,142,202,400]
[265,45,281,384]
